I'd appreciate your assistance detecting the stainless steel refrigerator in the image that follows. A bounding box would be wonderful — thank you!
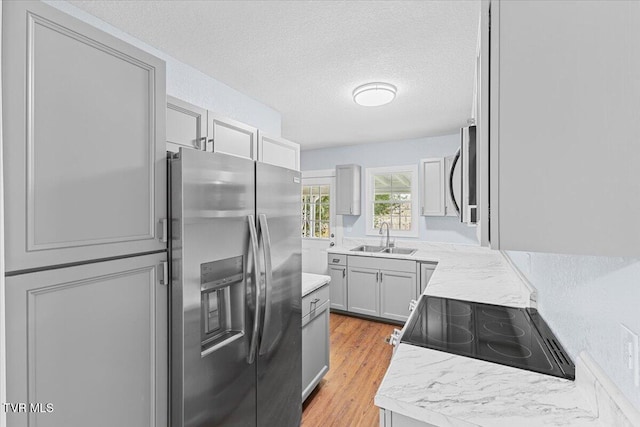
[170,148,302,427]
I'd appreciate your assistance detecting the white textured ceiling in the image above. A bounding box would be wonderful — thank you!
[69,0,480,150]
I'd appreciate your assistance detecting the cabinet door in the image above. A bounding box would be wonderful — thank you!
[419,263,436,294]
[380,270,416,322]
[5,253,168,427]
[347,266,379,316]
[328,264,347,311]
[491,1,640,256]
[2,1,167,273]
[302,301,330,401]
[258,132,300,171]
[166,96,207,153]
[206,113,258,160]
[420,158,445,216]
[335,164,361,215]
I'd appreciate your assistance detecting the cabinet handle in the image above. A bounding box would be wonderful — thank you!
[310,298,320,308]
[342,268,346,278]
[195,136,207,150]
[380,273,383,284]
[207,138,214,152]
[333,258,340,263]
[376,272,379,282]
[421,206,424,215]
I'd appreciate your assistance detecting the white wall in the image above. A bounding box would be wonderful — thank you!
[301,134,479,245]
[507,251,640,409]
[45,1,282,136]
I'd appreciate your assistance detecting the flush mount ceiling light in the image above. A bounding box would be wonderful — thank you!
[352,82,397,107]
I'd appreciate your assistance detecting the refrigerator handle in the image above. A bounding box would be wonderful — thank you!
[247,215,262,365]
[258,213,273,355]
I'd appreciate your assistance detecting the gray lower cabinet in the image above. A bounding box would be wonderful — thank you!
[328,260,347,311]
[302,284,330,401]
[346,255,417,322]
[166,96,207,153]
[419,262,437,294]
[380,270,417,322]
[2,0,167,273]
[379,409,436,427]
[5,253,168,427]
[347,266,380,317]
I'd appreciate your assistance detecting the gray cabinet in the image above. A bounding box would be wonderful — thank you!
[347,255,417,322]
[486,0,640,257]
[206,113,258,160]
[2,0,167,273]
[335,164,361,215]
[379,409,436,427]
[420,158,445,216]
[380,270,417,322]
[5,253,168,427]
[328,254,347,311]
[419,262,437,294]
[347,266,380,316]
[258,132,300,171]
[302,283,330,401]
[166,96,207,153]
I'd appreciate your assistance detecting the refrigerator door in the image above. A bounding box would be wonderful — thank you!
[256,163,302,427]
[171,149,258,427]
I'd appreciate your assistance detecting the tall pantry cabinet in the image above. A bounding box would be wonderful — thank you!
[2,1,168,426]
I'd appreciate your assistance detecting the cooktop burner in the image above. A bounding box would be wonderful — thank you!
[400,296,574,380]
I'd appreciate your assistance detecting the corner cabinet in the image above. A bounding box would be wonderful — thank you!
[335,164,361,215]
[2,0,167,273]
[5,253,168,427]
[485,0,640,257]
[258,132,300,171]
[420,158,446,216]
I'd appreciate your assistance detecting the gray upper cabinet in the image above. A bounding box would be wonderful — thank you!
[2,1,167,272]
[5,253,168,427]
[487,0,640,256]
[420,158,445,216]
[258,131,300,171]
[335,164,361,215]
[207,113,258,160]
[166,96,207,153]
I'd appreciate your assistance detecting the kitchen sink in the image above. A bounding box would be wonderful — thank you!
[350,245,386,252]
[381,247,417,255]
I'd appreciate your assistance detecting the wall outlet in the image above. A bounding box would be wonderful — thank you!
[621,324,639,387]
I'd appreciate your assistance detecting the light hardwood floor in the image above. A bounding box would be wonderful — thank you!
[301,313,397,427]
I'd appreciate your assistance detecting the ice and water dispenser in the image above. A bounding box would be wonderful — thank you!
[200,255,245,357]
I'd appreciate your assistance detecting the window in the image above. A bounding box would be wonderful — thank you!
[365,165,419,237]
[302,184,330,238]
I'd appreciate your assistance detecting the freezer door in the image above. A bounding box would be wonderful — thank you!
[256,163,302,427]
[171,149,258,427]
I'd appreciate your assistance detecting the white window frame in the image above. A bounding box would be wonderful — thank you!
[301,170,335,241]
[365,165,419,237]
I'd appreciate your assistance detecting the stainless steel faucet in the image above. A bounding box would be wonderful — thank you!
[379,221,391,248]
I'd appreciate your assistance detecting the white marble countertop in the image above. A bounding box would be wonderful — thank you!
[329,239,602,426]
[328,239,531,307]
[301,272,331,297]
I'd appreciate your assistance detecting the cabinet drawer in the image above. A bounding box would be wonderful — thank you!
[348,255,415,273]
[328,253,347,266]
[302,284,330,318]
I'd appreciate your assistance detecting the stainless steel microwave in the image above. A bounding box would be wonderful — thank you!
[449,125,477,225]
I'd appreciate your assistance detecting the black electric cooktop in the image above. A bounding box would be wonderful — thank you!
[401,296,575,380]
